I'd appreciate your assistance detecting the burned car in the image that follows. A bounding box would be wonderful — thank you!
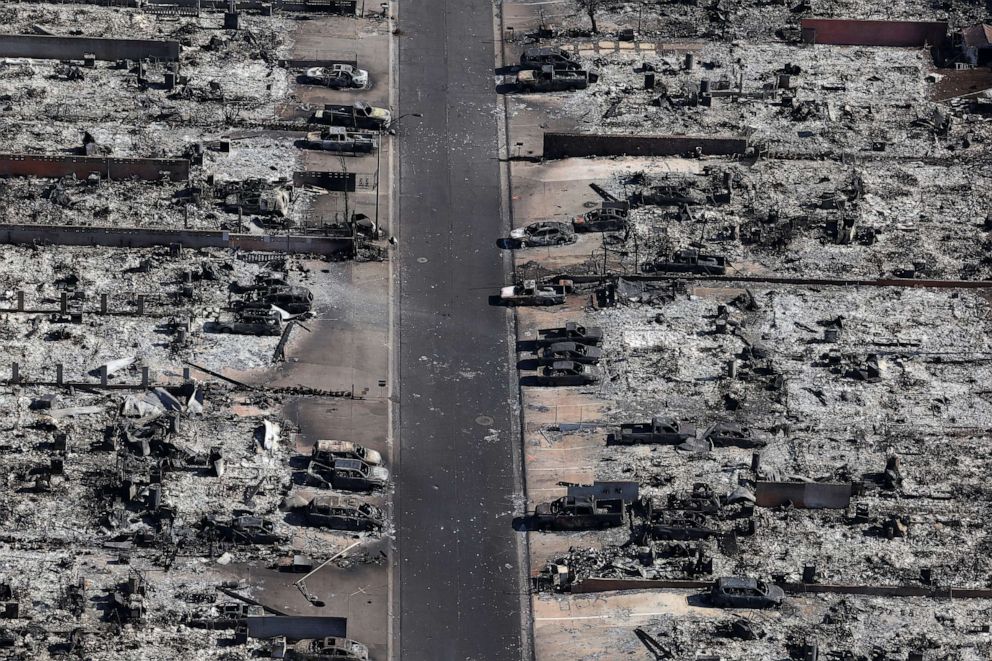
[215,308,282,336]
[508,221,576,247]
[235,285,313,315]
[202,514,285,545]
[500,279,570,306]
[536,361,600,386]
[611,417,697,445]
[709,577,784,609]
[520,47,581,70]
[308,458,389,492]
[703,422,765,449]
[532,495,625,530]
[535,321,603,347]
[217,178,291,217]
[302,127,377,154]
[536,342,602,366]
[301,64,369,89]
[306,496,384,532]
[573,202,630,233]
[641,248,727,275]
[289,636,370,661]
[312,440,383,466]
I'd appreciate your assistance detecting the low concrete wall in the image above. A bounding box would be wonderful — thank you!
[246,616,347,640]
[0,34,180,61]
[543,133,748,159]
[0,154,189,182]
[800,19,948,47]
[0,224,354,257]
[279,0,357,13]
[293,170,357,192]
[755,481,852,509]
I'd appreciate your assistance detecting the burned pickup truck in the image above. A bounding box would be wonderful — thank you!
[216,178,291,217]
[641,248,727,275]
[528,482,637,532]
[201,514,285,545]
[536,360,600,386]
[520,47,581,71]
[500,279,571,306]
[311,102,391,130]
[534,321,602,347]
[312,440,383,466]
[609,417,696,445]
[536,342,602,366]
[532,495,626,530]
[233,285,313,315]
[302,127,377,154]
[510,66,596,92]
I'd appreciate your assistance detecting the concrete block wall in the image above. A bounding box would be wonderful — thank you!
[0,34,180,61]
[543,132,749,159]
[0,154,190,182]
[0,224,354,257]
[800,18,949,47]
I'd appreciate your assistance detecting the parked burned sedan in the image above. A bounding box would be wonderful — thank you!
[536,360,600,386]
[534,321,603,347]
[306,496,384,532]
[532,495,625,530]
[508,221,576,247]
[573,202,629,233]
[536,342,602,365]
[311,440,383,466]
[513,66,595,92]
[703,422,765,449]
[301,64,369,89]
[709,577,784,609]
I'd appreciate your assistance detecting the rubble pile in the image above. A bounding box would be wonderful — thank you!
[510,1,992,658]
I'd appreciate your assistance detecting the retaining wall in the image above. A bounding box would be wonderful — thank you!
[0,224,353,257]
[0,154,189,182]
[0,34,180,61]
[293,170,357,191]
[543,133,748,159]
[800,19,948,47]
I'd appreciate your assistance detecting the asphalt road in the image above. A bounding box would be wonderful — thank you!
[394,1,525,660]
